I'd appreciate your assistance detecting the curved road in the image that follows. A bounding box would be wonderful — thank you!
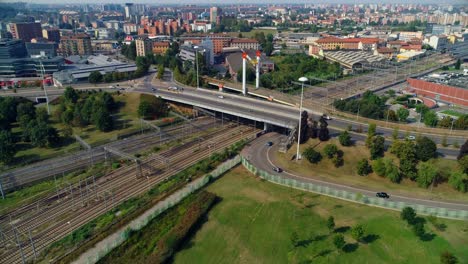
[245,132,468,211]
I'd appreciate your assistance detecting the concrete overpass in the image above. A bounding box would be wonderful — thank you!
[154,88,299,129]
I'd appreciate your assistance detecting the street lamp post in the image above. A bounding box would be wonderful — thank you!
[296,77,308,161]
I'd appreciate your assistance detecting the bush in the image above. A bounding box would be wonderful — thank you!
[440,251,458,264]
[351,224,365,242]
[302,147,322,164]
[401,207,416,225]
[372,158,386,177]
[448,171,468,192]
[412,222,425,238]
[333,234,345,251]
[332,155,344,168]
[357,159,372,176]
[338,130,352,146]
[323,144,338,159]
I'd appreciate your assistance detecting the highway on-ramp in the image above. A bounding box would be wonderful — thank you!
[245,132,468,212]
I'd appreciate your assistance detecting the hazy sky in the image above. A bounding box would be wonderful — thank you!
[15,0,468,5]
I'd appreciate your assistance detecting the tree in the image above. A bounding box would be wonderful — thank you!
[326,216,335,233]
[412,222,425,238]
[332,153,344,167]
[61,109,74,125]
[372,158,386,177]
[103,73,113,83]
[138,95,168,120]
[416,104,429,115]
[458,156,468,174]
[367,123,376,138]
[448,171,468,192]
[0,97,18,123]
[370,136,385,160]
[440,251,458,264]
[385,158,401,183]
[0,130,16,164]
[92,108,113,132]
[415,136,437,161]
[302,147,322,164]
[454,59,461,70]
[64,86,78,104]
[298,111,309,144]
[323,144,338,159]
[28,121,59,148]
[88,71,103,84]
[401,207,416,225]
[157,66,165,79]
[351,224,365,242]
[392,127,399,140]
[333,234,345,251]
[458,140,468,160]
[417,162,438,188]
[318,117,329,141]
[397,107,410,122]
[16,102,36,123]
[338,130,351,146]
[357,159,372,176]
[423,111,438,127]
[36,107,49,123]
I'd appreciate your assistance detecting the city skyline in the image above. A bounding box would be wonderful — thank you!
[7,0,468,5]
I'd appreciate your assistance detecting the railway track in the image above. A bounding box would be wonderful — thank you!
[0,117,218,193]
[0,123,259,263]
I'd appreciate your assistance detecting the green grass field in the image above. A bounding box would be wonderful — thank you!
[273,138,468,203]
[173,166,468,264]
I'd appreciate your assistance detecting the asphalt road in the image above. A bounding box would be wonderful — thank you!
[246,132,468,211]
[1,72,465,147]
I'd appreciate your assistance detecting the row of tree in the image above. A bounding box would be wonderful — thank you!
[55,87,116,132]
[0,97,60,164]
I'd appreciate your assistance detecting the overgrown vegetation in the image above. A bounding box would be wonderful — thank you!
[100,191,217,263]
[137,94,168,120]
[261,54,341,90]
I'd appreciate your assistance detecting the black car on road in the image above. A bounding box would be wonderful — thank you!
[376,192,390,199]
[273,167,283,173]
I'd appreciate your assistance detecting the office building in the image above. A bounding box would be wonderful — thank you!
[0,39,28,59]
[9,22,42,42]
[60,34,93,56]
[26,42,58,57]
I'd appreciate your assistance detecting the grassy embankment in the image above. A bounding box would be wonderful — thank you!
[173,166,468,264]
[274,138,468,202]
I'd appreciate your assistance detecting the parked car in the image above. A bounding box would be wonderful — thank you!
[322,114,331,120]
[273,167,283,173]
[265,141,273,147]
[407,135,416,140]
[218,95,224,99]
[376,192,390,199]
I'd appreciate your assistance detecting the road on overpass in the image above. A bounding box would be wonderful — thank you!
[245,133,468,212]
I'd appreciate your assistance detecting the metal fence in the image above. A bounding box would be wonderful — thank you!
[82,155,241,264]
[241,156,468,221]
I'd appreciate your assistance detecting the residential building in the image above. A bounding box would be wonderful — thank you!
[152,41,169,55]
[315,37,380,51]
[123,23,137,34]
[60,34,93,56]
[135,37,152,57]
[398,31,423,42]
[210,7,221,24]
[191,21,212,33]
[9,22,42,42]
[42,28,61,43]
[230,39,260,50]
